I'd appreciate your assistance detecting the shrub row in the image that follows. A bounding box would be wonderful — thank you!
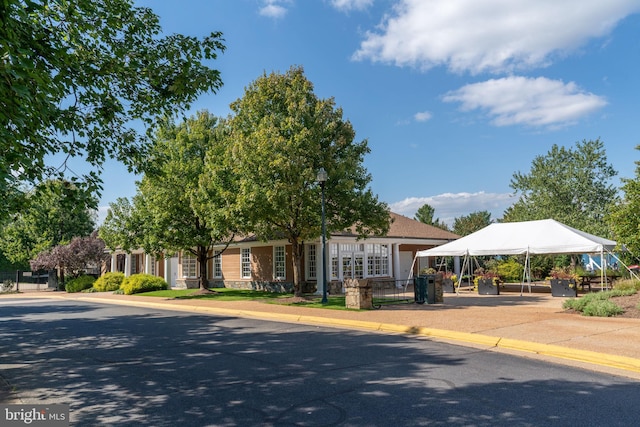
[65,272,168,295]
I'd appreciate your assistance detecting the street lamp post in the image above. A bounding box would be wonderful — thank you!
[317,168,328,304]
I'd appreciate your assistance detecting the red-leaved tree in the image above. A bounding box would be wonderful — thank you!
[30,232,107,284]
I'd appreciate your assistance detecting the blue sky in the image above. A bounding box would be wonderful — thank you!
[91,0,640,225]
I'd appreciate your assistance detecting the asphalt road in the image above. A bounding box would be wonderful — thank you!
[1,298,640,426]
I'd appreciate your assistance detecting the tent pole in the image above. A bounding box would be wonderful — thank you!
[609,251,639,280]
[456,253,468,295]
[601,248,606,291]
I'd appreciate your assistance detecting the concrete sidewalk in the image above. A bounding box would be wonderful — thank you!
[5,290,640,380]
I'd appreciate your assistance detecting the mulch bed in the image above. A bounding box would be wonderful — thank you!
[608,292,640,318]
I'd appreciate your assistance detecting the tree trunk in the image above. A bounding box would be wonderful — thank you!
[197,245,208,290]
[291,238,304,297]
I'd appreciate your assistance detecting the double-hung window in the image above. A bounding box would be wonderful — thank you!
[213,251,222,279]
[274,246,286,280]
[182,254,197,278]
[241,248,251,279]
[306,245,317,280]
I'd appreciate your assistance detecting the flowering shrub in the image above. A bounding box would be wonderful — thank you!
[473,268,500,286]
[443,272,457,282]
[548,267,578,281]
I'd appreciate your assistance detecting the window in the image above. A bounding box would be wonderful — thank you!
[213,251,222,278]
[149,256,156,276]
[334,243,391,280]
[241,248,251,279]
[306,245,317,280]
[330,244,339,280]
[274,246,286,280]
[182,254,197,278]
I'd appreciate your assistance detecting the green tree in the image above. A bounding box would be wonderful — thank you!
[1,0,225,222]
[98,197,141,254]
[219,66,390,296]
[0,179,97,268]
[608,145,640,260]
[100,112,237,290]
[414,203,450,231]
[452,210,492,236]
[415,204,435,224]
[503,139,617,237]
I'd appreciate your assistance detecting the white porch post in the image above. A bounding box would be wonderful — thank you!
[124,254,132,277]
[144,254,152,275]
[111,253,117,273]
[392,244,400,281]
[316,242,324,295]
[164,257,172,288]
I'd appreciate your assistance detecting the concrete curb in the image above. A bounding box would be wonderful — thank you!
[67,295,640,375]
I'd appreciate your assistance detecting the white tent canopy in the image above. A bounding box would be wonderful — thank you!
[414,219,620,294]
[416,219,617,258]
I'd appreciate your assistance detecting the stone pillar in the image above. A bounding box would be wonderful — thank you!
[344,278,372,310]
[433,274,444,303]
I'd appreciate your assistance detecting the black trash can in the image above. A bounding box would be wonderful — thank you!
[414,275,427,304]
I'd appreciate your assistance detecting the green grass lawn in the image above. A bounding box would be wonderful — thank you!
[137,288,351,309]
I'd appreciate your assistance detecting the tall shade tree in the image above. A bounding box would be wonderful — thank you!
[219,66,390,296]
[0,0,225,222]
[0,179,97,268]
[414,204,435,225]
[98,197,143,254]
[100,112,237,290]
[414,203,450,231]
[452,211,492,236]
[608,145,640,261]
[503,139,618,237]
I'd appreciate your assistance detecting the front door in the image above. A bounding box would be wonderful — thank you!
[341,252,364,280]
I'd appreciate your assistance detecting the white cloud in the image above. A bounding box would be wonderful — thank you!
[442,76,607,128]
[353,0,640,74]
[330,0,373,12]
[390,191,516,226]
[413,111,432,122]
[259,0,289,19]
[96,206,110,226]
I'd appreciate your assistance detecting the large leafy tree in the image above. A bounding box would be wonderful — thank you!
[100,111,237,290]
[608,145,640,261]
[452,210,492,236]
[0,179,97,268]
[1,0,225,222]
[98,197,143,254]
[218,66,390,296]
[414,203,450,231]
[503,139,618,237]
